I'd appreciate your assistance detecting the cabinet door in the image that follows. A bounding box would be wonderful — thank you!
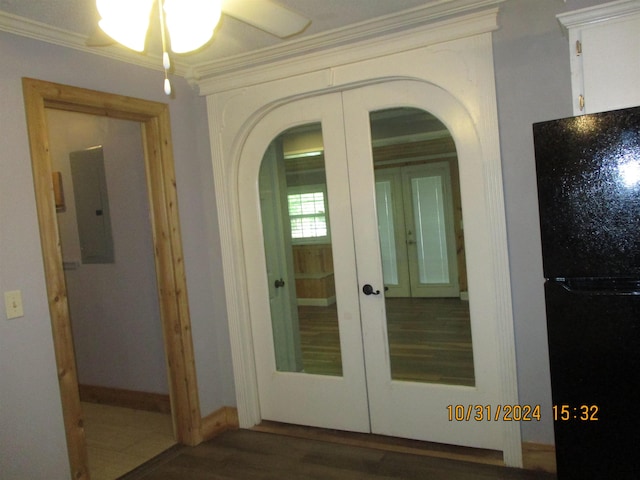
[560,3,640,115]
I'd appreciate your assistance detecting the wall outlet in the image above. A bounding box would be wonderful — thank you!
[5,290,24,319]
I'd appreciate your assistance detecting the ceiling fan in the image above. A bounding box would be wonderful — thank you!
[88,0,311,48]
[88,0,310,93]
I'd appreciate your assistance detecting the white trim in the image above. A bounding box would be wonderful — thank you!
[206,94,263,427]
[557,0,640,29]
[206,3,521,468]
[196,7,503,94]
[194,0,505,85]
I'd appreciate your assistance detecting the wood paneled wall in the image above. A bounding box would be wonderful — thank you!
[292,244,336,302]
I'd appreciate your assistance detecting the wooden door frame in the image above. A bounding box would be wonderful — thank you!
[22,78,202,480]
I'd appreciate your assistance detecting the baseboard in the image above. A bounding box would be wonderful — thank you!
[78,384,171,414]
[201,406,239,441]
[522,442,556,474]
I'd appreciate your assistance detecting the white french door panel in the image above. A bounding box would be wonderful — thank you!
[341,81,502,449]
[238,93,370,433]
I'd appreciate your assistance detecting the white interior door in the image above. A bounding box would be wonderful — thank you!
[343,82,501,449]
[240,93,370,433]
[241,81,503,450]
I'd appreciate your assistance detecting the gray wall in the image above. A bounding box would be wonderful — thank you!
[493,0,572,445]
[493,0,613,444]
[0,32,233,479]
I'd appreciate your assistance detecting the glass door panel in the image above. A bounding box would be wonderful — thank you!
[259,123,343,376]
[369,107,474,386]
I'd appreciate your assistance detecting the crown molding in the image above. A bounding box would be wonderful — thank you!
[195,5,503,95]
[191,0,505,86]
[558,0,640,29]
[0,10,192,76]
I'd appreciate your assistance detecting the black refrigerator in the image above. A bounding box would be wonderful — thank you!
[533,105,640,479]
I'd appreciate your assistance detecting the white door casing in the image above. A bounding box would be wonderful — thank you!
[204,6,521,466]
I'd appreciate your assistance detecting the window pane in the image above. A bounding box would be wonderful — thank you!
[288,190,328,239]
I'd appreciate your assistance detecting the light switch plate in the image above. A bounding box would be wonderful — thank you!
[5,290,24,319]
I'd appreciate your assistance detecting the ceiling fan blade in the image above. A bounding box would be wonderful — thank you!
[222,0,310,38]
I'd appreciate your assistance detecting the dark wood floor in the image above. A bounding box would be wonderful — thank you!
[120,429,556,480]
[298,297,474,385]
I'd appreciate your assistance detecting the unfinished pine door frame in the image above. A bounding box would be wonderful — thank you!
[22,78,202,480]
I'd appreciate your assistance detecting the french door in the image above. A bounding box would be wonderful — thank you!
[240,81,502,450]
[376,162,461,298]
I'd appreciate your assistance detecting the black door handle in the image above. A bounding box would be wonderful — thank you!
[362,284,380,295]
[274,278,285,288]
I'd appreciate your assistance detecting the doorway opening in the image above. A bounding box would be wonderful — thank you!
[46,109,176,478]
[23,78,201,480]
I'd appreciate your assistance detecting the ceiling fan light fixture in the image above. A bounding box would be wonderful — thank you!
[96,0,155,52]
[164,0,222,54]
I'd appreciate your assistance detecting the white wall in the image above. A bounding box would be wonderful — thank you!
[0,32,234,479]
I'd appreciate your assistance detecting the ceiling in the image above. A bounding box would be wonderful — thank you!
[0,0,444,78]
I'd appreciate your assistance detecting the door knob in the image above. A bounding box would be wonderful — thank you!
[274,278,285,288]
[362,284,380,296]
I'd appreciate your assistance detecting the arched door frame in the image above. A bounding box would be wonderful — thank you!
[205,8,522,467]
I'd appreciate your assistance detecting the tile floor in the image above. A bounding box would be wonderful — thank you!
[82,402,175,480]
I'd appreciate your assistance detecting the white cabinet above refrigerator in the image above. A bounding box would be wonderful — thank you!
[558,0,640,115]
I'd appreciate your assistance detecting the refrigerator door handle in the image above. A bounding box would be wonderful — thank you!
[549,277,640,296]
